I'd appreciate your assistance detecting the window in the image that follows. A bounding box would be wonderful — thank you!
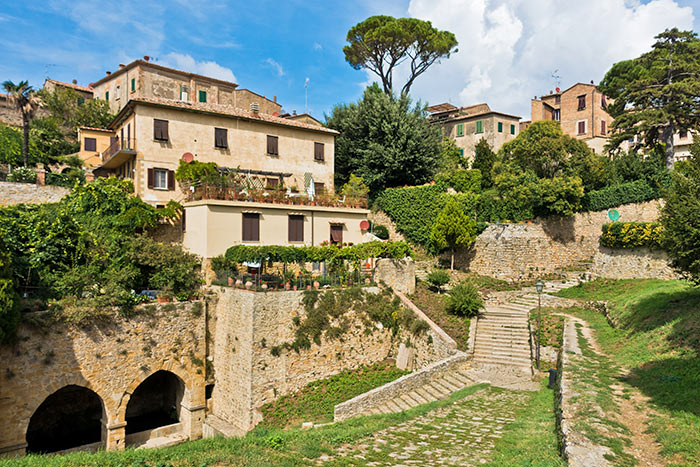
[555,95,561,104]
[116,85,121,100]
[148,168,172,191]
[131,78,135,93]
[154,119,169,141]
[498,122,503,133]
[267,135,279,155]
[242,213,260,242]
[330,225,343,245]
[577,120,586,135]
[314,142,325,161]
[456,123,464,137]
[510,124,515,135]
[77,96,85,105]
[577,95,586,111]
[458,148,464,157]
[266,177,279,188]
[601,120,606,135]
[288,215,304,242]
[180,85,189,101]
[105,91,109,101]
[314,182,325,194]
[84,137,96,152]
[553,109,561,121]
[476,120,483,134]
[199,90,207,103]
[215,128,228,149]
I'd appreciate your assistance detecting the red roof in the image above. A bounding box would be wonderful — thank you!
[45,78,93,93]
[78,126,114,133]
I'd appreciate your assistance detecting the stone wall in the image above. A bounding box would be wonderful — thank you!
[592,247,679,280]
[207,284,448,435]
[375,258,416,294]
[368,210,406,242]
[463,201,661,280]
[0,182,69,206]
[0,303,206,457]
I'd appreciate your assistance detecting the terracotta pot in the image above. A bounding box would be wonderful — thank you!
[245,281,253,290]
[365,278,371,285]
[261,283,268,290]
[235,279,243,288]
[293,285,298,291]
[228,277,234,286]
[306,285,312,290]
[157,296,172,303]
[285,282,291,290]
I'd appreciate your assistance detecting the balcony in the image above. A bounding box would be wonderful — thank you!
[100,138,137,169]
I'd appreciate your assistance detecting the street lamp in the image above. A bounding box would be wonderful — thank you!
[535,279,544,370]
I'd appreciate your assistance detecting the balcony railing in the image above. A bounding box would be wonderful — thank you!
[103,137,137,161]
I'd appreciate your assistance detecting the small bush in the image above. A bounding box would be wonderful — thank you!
[426,269,450,290]
[372,224,389,240]
[7,167,37,184]
[446,281,483,317]
[601,222,663,249]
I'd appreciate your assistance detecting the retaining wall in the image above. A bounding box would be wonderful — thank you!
[591,246,679,280]
[0,182,69,206]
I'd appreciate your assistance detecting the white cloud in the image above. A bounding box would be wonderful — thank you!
[160,52,237,82]
[265,58,286,77]
[402,0,695,118]
[313,42,323,51]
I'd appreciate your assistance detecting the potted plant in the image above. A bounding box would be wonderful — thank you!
[157,287,174,303]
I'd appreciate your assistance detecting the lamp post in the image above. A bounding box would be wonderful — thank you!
[535,279,544,370]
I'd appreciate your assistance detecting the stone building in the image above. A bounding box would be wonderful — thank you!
[43,78,94,101]
[0,92,23,127]
[427,103,520,162]
[90,58,281,115]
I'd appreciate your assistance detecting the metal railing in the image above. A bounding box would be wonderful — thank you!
[104,137,136,161]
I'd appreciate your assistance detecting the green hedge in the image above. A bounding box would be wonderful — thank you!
[583,180,658,212]
[374,184,478,247]
[222,241,413,265]
[600,222,663,249]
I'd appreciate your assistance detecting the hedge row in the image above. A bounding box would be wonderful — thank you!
[221,241,413,265]
[583,180,658,212]
[600,222,663,249]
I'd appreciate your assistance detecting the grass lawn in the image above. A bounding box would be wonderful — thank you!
[259,361,409,429]
[556,278,700,466]
[408,280,470,350]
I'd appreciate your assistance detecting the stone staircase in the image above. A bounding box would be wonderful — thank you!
[366,366,477,415]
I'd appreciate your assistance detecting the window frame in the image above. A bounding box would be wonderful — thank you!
[497,122,503,133]
[198,90,207,103]
[577,120,587,135]
[116,85,121,100]
[266,135,279,155]
[601,120,606,135]
[242,213,260,242]
[314,142,325,161]
[105,91,109,101]
[510,124,515,135]
[456,123,464,137]
[84,137,97,152]
[153,119,169,142]
[330,224,343,245]
[577,95,587,111]
[214,128,228,149]
[288,215,304,243]
[131,78,136,93]
[153,168,169,190]
[475,120,484,134]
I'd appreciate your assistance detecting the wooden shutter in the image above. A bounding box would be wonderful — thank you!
[456,123,463,137]
[154,119,168,141]
[314,142,324,161]
[578,121,585,134]
[147,168,155,189]
[84,137,96,151]
[288,215,304,242]
[267,135,278,155]
[243,213,260,241]
[168,170,175,191]
[215,128,228,148]
[330,225,343,244]
[314,182,325,194]
[601,120,606,135]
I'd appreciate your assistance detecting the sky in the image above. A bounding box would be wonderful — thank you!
[1,0,698,120]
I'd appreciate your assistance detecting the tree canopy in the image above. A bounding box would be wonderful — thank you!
[430,197,476,270]
[326,83,442,195]
[344,16,458,95]
[2,80,41,166]
[599,28,700,169]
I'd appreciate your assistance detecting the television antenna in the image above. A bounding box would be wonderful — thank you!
[551,69,561,89]
[304,77,310,113]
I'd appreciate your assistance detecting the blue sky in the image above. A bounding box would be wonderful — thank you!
[1,0,699,120]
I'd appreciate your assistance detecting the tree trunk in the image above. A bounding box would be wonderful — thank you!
[450,248,455,271]
[662,123,675,171]
[22,115,29,167]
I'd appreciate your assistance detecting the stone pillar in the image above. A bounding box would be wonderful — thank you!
[35,164,45,186]
[104,421,126,451]
[180,403,206,440]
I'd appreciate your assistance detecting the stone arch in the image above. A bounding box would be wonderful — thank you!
[25,385,106,454]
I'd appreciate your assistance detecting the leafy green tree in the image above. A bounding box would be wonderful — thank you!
[437,138,465,172]
[536,175,585,217]
[340,174,370,200]
[430,197,476,270]
[660,139,700,283]
[2,80,41,166]
[327,83,442,194]
[599,28,700,169]
[472,138,497,188]
[0,240,19,344]
[30,117,79,162]
[0,123,22,166]
[39,87,113,148]
[344,16,458,95]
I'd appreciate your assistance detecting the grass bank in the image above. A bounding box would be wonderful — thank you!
[408,280,470,350]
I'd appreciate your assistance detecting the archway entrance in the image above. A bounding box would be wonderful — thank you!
[125,370,185,435]
[26,385,104,454]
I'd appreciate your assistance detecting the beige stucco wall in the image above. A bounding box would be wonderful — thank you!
[183,200,370,258]
[439,113,519,161]
[119,104,334,206]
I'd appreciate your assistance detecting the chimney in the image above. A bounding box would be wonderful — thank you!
[590,80,594,84]
[250,102,260,114]
[106,71,111,76]
[292,110,297,115]
[273,96,277,103]
[72,79,77,85]
[143,55,150,62]
[119,63,125,69]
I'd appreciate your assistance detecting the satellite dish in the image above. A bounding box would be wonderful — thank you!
[181,152,194,163]
[360,220,370,231]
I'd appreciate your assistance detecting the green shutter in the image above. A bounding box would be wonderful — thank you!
[458,148,464,157]
[131,78,135,92]
[476,120,483,134]
[498,122,503,132]
[77,97,85,105]
[105,91,109,101]
[456,123,464,137]
[199,90,207,103]
[510,124,515,135]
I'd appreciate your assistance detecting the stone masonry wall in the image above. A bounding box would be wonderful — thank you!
[463,201,661,280]
[0,303,206,456]
[0,182,69,206]
[592,247,679,280]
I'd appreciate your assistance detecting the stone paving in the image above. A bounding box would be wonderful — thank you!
[321,386,530,466]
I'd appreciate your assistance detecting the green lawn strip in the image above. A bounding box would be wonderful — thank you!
[259,361,409,429]
[408,281,470,350]
[6,386,489,467]
[484,380,565,467]
[555,279,700,466]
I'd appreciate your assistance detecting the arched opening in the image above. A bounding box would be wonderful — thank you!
[125,370,185,435]
[26,385,104,454]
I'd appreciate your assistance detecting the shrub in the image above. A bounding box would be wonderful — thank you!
[426,269,450,291]
[446,281,483,317]
[340,174,369,200]
[430,197,477,268]
[435,169,481,193]
[601,222,663,249]
[583,179,658,212]
[0,243,19,344]
[46,169,85,187]
[372,223,389,240]
[7,167,37,183]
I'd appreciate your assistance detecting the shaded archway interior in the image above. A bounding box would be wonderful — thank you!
[125,370,185,434]
[26,385,104,454]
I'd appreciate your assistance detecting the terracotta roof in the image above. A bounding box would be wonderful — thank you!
[284,113,323,126]
[45,78,93,93]
[92,60,239,89]
[110,97,339,135]
[426,103,458,113]
[78,126,114,133]
[438,108,521,122]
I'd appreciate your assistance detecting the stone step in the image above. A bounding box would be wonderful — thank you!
[385,399,403,413]
[474,348,531,360]
[427,380,451,396]
[498,303,533,311]
[476,327,530,336]
[443,374,466,390]
[394,396,411,411]
[452,371,474,386]
[474,342,530,352]
[436,377,460,392]
[407,390,428,405]
[473,354,532,366]
[414,386,437,402]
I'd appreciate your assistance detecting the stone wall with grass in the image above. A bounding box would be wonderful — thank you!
[0,181,69,206]
[207,285,450,436]
[462,201,661,280]
[592,246,679,280]
[0,302,207,457]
